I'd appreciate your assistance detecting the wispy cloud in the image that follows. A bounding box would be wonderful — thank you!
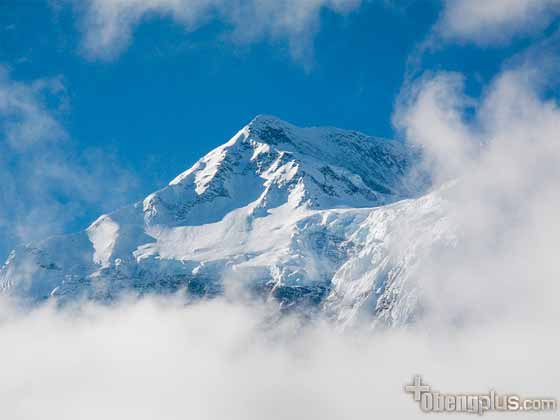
[393,40,560,326]
[402,1,560,151]
[71,0,362,63]
[435,0,560,45]
[0,67,138,260]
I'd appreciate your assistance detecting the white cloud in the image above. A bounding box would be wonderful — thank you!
[393,50,560,327]
[73,0,362,62]
[0,296,557,420]
[0,67,138,259]
[392,72,479,179]
[436,0,560,45]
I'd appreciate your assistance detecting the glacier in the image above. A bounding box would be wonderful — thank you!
[0,115,453,327]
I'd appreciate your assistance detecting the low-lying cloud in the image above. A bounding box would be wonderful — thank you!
[0,295,557,420]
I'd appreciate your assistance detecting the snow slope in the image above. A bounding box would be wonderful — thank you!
[0,115,442,325]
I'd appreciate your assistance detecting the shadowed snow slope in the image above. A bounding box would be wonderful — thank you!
[0,115,434,326]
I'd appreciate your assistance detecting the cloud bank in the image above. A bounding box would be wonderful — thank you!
[0,295,557,420]
[73,0,362,62]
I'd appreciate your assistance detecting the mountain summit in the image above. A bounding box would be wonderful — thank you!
[0,116,441,326]
[143,115,422,227]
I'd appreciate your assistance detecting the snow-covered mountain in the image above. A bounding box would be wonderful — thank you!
[0,115,447,326]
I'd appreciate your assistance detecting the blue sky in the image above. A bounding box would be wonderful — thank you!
[1,0,559,258]
[0,1,510,183]
[2,2,433,183]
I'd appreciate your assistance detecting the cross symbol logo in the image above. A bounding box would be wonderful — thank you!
[405,375,431,401]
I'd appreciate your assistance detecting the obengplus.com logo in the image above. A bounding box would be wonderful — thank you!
[405,375,557,415]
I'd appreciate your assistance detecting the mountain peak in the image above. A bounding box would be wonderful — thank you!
[245,115,389,151]
[135,116,429,228]
[1,117,430,313]
[247,114,288,127]
[245,114,295,146]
